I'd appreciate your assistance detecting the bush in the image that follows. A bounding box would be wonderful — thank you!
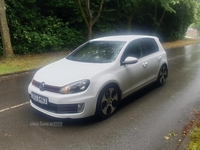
[3,0,84,55]
[11,16,84,54]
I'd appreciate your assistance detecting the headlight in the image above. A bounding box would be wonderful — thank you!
[59,79,90,94]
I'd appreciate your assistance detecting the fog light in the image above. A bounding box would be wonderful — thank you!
[77,103,85,113]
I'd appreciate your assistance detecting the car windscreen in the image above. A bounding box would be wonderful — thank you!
[66,41,126,63]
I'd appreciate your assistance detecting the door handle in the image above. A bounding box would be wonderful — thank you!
[142,62,148,68]
[157,56,161,61]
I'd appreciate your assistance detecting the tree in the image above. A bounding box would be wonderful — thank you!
[116,0,141,33]
[159,0,197,41]
[0,0,14,58]
[190,0,200,34]
[77,0,104,40]
[0,0,197,55]
[150,0,181,35]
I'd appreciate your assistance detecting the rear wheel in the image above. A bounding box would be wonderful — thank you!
[96,84,120,119]
[157,64,168,86]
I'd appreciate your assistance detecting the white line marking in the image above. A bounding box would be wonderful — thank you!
[0,102,29,113]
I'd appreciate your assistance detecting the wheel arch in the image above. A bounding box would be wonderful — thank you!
[161,63,168,78]
[97,81,122,101]
[156,63,168,86]
[95,81,122,119]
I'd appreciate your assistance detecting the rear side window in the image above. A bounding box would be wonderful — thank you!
[140,38,159,57]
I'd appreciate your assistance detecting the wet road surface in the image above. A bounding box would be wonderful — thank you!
[1,42,200,150]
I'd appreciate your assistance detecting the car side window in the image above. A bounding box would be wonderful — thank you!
[122,40,142,61]
[140,38,159,57]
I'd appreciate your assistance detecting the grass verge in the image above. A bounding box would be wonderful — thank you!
[0,51,70,75]
[162,37,198,49]
[187,122,200,150]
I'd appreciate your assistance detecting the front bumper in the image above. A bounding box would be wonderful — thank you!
[28,84,97,119]
[30,97,96,119]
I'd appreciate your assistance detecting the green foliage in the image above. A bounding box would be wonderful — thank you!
[10,16,83,54]
[190,0,200,34]
[0,0,199,56]
[187,123,200,150]
[160,0,196,41]
[2,0,84,55]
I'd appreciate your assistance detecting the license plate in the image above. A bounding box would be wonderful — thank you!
[31,92,48,105]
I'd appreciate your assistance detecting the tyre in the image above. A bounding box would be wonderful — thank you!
[157,64,168,86]
[96,84,120,119]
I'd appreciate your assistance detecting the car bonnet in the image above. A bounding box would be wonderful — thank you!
[33,58,111,87]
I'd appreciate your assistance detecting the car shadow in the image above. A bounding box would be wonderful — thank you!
[118,83,158,110]
[31,108,100,126]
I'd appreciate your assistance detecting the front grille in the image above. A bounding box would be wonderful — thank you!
[58,104,79,113]
[32,80,61,93]
[30,96,81,114]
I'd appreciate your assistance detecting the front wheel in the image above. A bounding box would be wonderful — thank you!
[156,64,168,86]
[96,85,120,119]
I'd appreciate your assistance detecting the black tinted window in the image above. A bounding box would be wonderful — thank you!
[122,40,142,60]
[140,38,159,56]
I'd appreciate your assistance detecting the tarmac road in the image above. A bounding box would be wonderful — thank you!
[1,42,200,150]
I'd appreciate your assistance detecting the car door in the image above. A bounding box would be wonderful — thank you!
[140,38,161,82]
[118,40,148,98]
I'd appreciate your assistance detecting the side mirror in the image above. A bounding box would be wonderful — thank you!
[122,56,138,65]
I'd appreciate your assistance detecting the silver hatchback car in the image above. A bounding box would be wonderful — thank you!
[28,35,168,119]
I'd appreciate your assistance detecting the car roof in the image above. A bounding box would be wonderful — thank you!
[91,35,158,42]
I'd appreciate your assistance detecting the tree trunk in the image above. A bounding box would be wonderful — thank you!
[154,9,166,35]
[126,12,135,33]
[0,0,14,58]
[88,26,92,40]
[77,0,104,40]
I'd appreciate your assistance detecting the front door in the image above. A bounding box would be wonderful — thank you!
[119,40,147,98]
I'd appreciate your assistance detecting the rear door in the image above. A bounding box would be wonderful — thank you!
[140,38,161,82]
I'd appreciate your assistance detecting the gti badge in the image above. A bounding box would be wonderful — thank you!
[39,82,45,91]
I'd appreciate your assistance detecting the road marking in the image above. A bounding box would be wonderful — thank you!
[0,102,29,113]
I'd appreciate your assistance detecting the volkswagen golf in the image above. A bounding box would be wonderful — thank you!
[28,35,168,119]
